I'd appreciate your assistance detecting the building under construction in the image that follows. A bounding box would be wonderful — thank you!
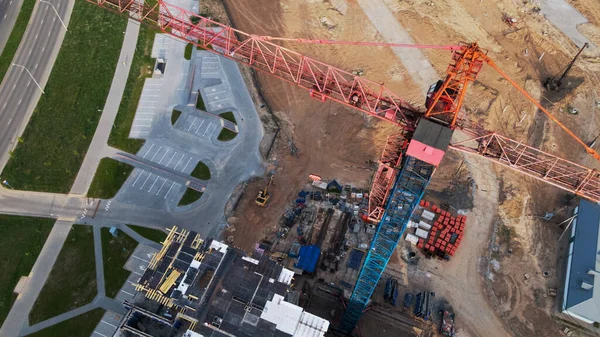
[114,227,330,337]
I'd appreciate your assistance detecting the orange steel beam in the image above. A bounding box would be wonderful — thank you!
[424,42,486,128]
[484,58,600,162]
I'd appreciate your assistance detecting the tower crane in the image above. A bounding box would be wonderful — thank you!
[88,0,600,334]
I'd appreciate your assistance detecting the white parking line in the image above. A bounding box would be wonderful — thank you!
[158,149,169,164]
[182,157,193,172]
[188,117,197,131]
[165,152,177,167]
[156,179,168,195]
[173,155,184,170]
[101,320,118,328]
[93,332,107,337]
[202,123,212,136]
[132,171,144,186]
[140,173,153,189]
[143,144,155,158]
[148,176,160,191]
[131,254,151,263]
[27,81,30,88]
[119,289,135,296]
[164,182,176,199]
[194,119,205,133]
[210,97,230,104]
[150,146,162,161]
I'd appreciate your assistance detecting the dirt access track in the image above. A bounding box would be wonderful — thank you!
[206,0,600,336]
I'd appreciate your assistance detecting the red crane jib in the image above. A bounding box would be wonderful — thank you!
[89,0,600,211]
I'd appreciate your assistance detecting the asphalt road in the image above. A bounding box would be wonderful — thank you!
[0,0,72,171]
[0,0,24,54]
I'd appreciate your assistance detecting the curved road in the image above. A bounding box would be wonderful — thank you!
[0,0,73,170]
[0,0,24,53]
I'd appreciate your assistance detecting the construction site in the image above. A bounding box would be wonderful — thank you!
[86,0,600,336]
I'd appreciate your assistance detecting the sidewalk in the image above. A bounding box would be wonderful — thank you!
[70,19,141,195]
[0,18,142,337]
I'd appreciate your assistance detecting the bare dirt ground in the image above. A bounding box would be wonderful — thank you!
[206,0,600,335]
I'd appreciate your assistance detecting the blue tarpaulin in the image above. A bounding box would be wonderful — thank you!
[295,245,320,273]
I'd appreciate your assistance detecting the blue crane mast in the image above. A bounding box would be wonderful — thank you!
[339,119,453,334]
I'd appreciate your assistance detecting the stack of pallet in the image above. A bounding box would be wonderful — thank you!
[417,200,467,257]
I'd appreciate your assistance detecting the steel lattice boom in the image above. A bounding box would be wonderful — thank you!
[89,0,421,131]
[451,132,600,203]
[341,155,436,333]
[86,1,600,335]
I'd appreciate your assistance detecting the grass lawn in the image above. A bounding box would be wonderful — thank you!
[0,0,35,84]
[27,308,104,337]
[219,111,236,123]
[218,129,237,141]
[128,225,167,243]
[0,216,54,326]
[87,158,133,199]
[178,188,203,206]
[29,225,96,324]
[217,111,237,141]
[190,161,210,180]
[101,228,137,298]
[171,109,182,125]
[196,91,206,111]
[108,25,156,154]
[184,43,193,60]
[1,1,127,193]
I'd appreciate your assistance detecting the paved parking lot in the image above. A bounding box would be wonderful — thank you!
[178,113,219,139]
[130,169,181,199]
[91,311,123,337]
[130,34,191,139]
[91,245,158,337]
[199,54,219,79]
[204,83,233,111]
[116,142,200,208]
[130,82,161,138]
[199,55,235,111]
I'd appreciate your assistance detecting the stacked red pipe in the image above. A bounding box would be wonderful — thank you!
[419,200,467,257]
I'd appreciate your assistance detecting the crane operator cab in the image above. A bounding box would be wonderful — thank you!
[425,80,458,114]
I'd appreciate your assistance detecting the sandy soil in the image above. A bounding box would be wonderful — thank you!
[208,0,600,335]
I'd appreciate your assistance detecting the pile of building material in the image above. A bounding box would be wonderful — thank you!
[414,291,435,320]
[410,200,467,259]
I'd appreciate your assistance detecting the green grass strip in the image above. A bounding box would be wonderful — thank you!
[196,91,206,111]
[0,0,36,85]
[219,111,236,123]
[218,129,237,141]
[27,308,104,337]
[190,161,210,180]
[101,228,137,298]
[128,225,167,243]
[1,1,127,193]
[184,43,193,60]
[171,109,182,125]
[178,188,203,206]
[108,26,156,154]
[87,158,133,199]
[29,225,96,324]
[0,216,54,326]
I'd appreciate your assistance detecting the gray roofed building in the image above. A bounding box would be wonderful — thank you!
[114,226,329,337]
[562,199,600,324]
